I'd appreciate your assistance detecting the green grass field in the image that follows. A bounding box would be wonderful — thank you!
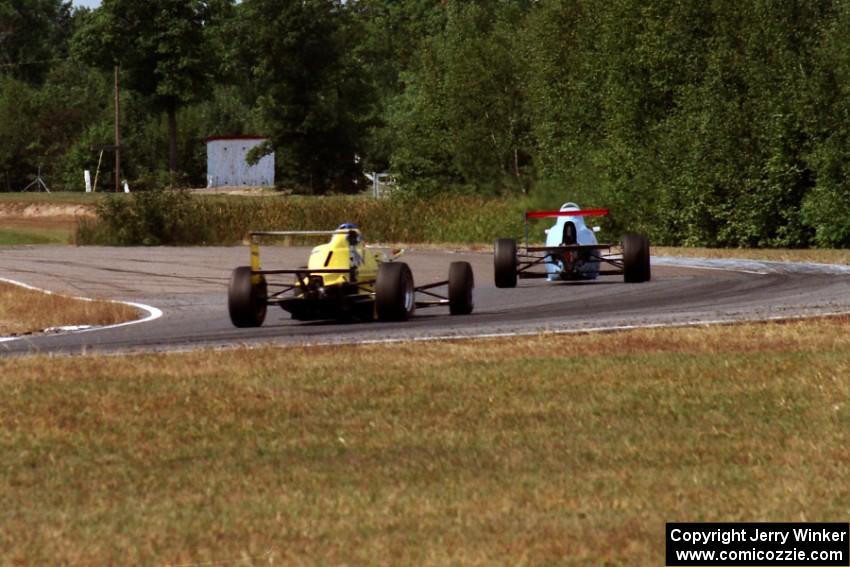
[2,319,849,565]
[0,225,71,245]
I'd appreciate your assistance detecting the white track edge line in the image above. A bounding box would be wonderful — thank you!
[0,277,163,343]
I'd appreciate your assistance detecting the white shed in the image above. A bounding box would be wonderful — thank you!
[206,136,275,188]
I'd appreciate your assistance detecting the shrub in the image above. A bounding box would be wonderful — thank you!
[76,193,531,246]
[78,190,214,246]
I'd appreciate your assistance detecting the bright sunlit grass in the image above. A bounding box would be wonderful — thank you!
[2,318,849,564]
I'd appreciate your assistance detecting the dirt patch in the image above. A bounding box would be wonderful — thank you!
[0,202,95,219]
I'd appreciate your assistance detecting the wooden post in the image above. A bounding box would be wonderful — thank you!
[114,65,121,193]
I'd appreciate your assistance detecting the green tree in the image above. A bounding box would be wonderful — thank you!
[0,75,37,188]
[0,0,85,189]
[72,0,213,174]
[35,60,112,190]
[0,0,73,84]
[232,0,373,192]
[390,2,533,194]
[644,0,830,246]
[523,0,833,246]
[802,2,850,246]
[348,0,446,171]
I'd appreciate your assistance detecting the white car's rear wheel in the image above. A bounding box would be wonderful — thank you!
[623,233,650,283]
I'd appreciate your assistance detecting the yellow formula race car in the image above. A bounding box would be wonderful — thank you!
[228,223,474,327]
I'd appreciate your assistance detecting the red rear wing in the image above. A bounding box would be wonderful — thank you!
[525,209,609,219]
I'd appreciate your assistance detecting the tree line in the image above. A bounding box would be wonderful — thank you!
[2,0,850,246]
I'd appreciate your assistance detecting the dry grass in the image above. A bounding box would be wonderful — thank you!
[654,246,850,265]
[0,282,140,336]
[2,318,850,565]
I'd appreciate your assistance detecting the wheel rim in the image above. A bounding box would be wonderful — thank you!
[404,277,415,313]
[403,279,414,312]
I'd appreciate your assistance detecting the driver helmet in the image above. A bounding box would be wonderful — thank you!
[339,222,360,244]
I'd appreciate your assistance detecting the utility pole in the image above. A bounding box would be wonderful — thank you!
[114,64,121,193]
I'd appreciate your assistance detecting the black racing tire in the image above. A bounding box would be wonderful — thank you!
[375,262,415,321]
[494,238,518,288]
[623,233,650,283]
[448,261,474,315]
[228,266,268,327]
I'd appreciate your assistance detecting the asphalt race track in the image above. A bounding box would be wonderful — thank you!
[2,246,850,356]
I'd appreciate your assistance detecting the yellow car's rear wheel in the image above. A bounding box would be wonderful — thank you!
[376,262,415,321]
